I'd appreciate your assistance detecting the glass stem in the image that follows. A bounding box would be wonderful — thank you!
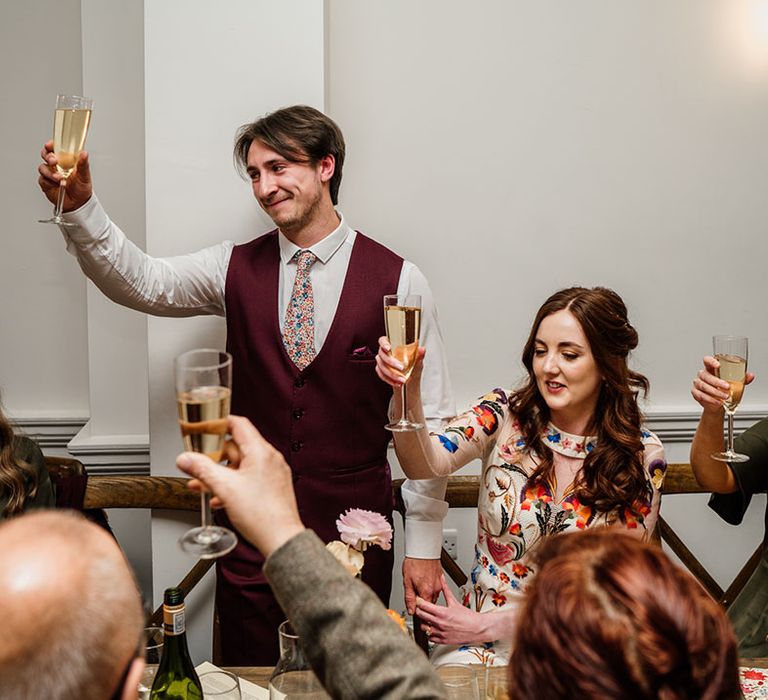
[54,179,67,218]
[400,382,408,424]
[200,490,212,530]
[726,410,735,454]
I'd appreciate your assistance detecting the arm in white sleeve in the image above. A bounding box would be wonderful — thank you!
[397,262,456,559]
[60,195,232,317]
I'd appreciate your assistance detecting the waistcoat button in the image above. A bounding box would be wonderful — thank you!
[292,408,304,420]
[291,441,303,452]
[294,377,305,388]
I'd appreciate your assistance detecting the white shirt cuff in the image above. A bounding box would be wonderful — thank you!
[402,477,449,559]
[404,518,445,559]
[61,194,108,242]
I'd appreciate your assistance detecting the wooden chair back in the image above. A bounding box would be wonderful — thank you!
[394,463,762,606]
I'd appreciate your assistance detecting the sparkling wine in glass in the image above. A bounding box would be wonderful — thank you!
[384,294,423,432]
[176,349,237,558]
[39,94,93,227]
[711,335,749,463]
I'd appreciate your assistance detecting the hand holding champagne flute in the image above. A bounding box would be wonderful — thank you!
[176,349,237,558]
[38,94,93,227]
[711,335,750,463]
[383,294,423,432]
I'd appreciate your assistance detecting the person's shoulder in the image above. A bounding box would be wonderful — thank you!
[639,427,663,449]
[352,230,404,262]
[235,229,279,249]
[741,416,768,442]
[11,435,43,461]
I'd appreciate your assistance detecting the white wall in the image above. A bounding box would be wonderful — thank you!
[0,0,89,418]
[327,0,767,599]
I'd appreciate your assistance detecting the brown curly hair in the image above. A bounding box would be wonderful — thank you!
[510,286,649,515]
[509,529,740,699]
[0,401,38,517]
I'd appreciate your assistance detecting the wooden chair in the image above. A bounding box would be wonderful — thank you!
[394,463,763,605]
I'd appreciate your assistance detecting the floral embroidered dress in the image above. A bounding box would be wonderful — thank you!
[424,388,667,667]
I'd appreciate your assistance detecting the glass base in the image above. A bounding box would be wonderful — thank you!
[38,215,77,227]
[385,419,424,432]
[711,451,750,463]
[179,525,237,559]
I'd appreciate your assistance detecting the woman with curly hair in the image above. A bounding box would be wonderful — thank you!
[0,397,54,518]
[377,286,666,666]
[510,528,740,699]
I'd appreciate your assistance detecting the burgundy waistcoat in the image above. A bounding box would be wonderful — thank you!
[216,229,402,665]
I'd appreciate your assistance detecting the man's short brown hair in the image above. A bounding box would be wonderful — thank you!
[234,105,346,205]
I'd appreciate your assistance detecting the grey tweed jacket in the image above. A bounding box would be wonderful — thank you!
[264,530,445,699]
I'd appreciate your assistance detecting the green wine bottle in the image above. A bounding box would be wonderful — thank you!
[150,587,203,700]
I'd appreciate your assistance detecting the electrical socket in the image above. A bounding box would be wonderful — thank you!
[443,528,458,561]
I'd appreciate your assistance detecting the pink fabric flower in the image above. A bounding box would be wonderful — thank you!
[336,508,393,551]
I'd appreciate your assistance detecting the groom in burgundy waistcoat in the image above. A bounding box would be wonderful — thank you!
[216,106,440,664]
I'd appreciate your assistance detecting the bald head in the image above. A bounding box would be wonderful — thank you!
[0,511,144,700]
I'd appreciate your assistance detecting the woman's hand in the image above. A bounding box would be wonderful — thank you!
[691,356,754,413]
[414,575,508,645]
[375,336,425,388]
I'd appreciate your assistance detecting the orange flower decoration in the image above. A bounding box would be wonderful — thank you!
[385,609,408,633]
[491,591,507,607]
[520,483,552,511]
[562,498,593,529]
[511,563,530,579]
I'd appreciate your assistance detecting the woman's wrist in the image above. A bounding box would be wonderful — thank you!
[479,609,516,643]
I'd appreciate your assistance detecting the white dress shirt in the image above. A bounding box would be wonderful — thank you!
[61,196,456,558]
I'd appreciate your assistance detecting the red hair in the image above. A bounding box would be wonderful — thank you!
[509,529,740,699]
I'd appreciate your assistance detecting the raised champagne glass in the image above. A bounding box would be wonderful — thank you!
[39,94,93,227]
[384,294,423,432]
[711,335,749,463]
[176,349,237,558]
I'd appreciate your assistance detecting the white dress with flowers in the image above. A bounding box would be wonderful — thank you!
[422,388,666,667]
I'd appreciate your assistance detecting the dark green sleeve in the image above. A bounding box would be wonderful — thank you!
[709,418,768,525]
[12,436,56,511]
[264,530,445,700]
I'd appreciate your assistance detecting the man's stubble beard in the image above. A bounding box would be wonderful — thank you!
[272,183,324,237]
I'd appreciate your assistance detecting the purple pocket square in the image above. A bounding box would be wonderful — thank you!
[352,346,374,357]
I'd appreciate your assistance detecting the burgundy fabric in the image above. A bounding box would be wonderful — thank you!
[218,230,403,665]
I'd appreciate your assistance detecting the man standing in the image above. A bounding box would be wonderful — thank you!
[0,511,146,700]
[38,105,454,664]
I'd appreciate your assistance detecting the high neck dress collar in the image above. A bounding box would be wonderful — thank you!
[543,423,597,458]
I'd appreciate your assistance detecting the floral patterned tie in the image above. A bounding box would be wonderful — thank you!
[283,250,318,370]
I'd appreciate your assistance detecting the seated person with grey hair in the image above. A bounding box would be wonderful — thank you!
[0,511,145,700]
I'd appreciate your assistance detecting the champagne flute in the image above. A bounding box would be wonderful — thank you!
[435,664,480,699]
[384,294,423,432]
[39,94,93,227]
[176,349,237,558]
[199,671,241,699]
[711,335,749,463]
[138,626,164,700]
